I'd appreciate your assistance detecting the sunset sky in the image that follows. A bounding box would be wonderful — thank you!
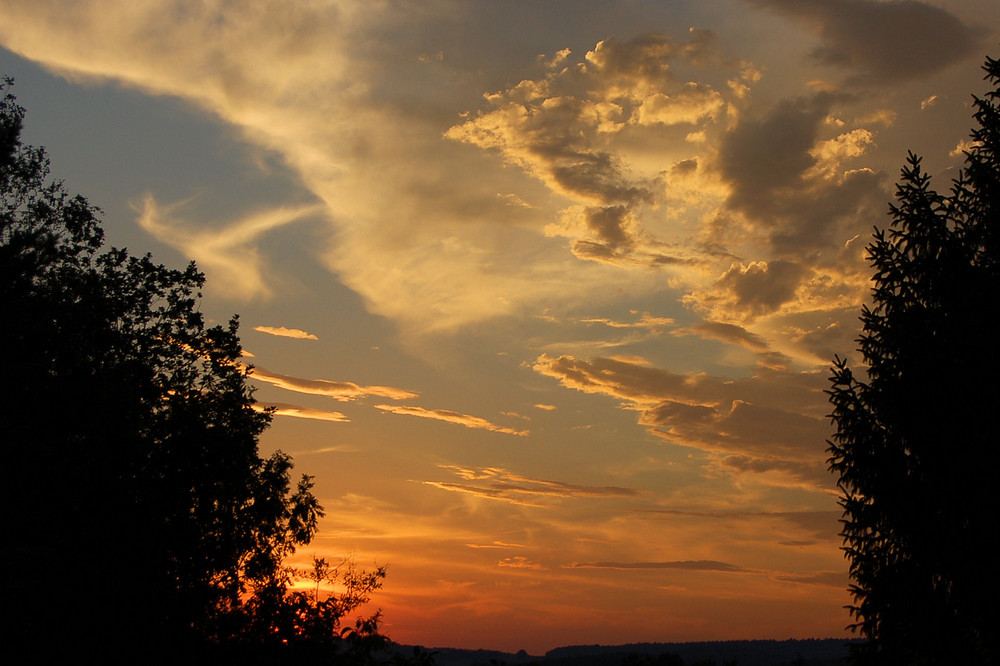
[2,0,997,654]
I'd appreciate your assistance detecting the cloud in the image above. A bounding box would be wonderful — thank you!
[254,325,319,340]
[716,94,836,220]
[567,560,746,572]
[690,260,810,322]
[533,354,832,488]
[254,402,349,423]
[375,405,529,436]
[423,481,544,507]
[744,0,981,84]
[772,571,847,587]
[497,556,544,570]
[671,321,769,351]
[446,30,744,269]
[581,312,674,330]
[424,466,642,506]
[136,195,322,301]
[465,541,529,550]
[250,367,418,402]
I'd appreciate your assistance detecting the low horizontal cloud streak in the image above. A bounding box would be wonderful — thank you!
[251,367,417,402]
[254,325,318,340]
[533,354,832,488]
[253,402,349,423]
[424,466,641,506]
[568,560,745,572]
[376,405,528,436]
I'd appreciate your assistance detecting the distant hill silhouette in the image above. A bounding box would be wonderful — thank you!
[419,638,858,666]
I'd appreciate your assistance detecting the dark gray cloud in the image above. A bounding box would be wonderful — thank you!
[718,94,833,219]
[714,260,809,317]
[772,571,847,587]
[713,454,832,488]
[567,560,746,572]
[712,90,886,262]
[640,398,831,463]
[745,0,981,84]
[672,321,770,351]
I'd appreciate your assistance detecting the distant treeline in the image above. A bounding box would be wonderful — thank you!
[427,638,859,666]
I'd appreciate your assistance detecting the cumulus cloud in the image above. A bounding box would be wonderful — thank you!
[744,0,981,84]
[690,260,810,322]
[446,30,745,268]
[375,405,529,436]
[250,367,418,402]
[254,325,319,340]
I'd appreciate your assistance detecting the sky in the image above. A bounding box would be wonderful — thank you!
[1,0,997,654]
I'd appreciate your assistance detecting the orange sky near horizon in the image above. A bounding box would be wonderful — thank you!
[1,0,996,654]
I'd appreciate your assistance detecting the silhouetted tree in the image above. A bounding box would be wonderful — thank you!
[827,55,1000,665]
[0,78,335,658]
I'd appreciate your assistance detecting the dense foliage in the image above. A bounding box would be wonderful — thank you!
[827,56,1000,665]
[0,79,386,662]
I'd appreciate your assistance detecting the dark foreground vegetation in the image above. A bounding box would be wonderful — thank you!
[0,79,392,664]
[428,638,857,666]
[827,55,1000,664]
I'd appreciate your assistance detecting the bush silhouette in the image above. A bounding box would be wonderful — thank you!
[0,78,392,661]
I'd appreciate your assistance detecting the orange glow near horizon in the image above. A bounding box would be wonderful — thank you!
[2,0,995,653]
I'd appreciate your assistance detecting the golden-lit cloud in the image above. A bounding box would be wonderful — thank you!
[251,367,418,402]
[254,325,319,340]
[3,0,990,650]
[533,353,832,489]
[671,322,769,351]
[136,195,323,301]
[254,402,349,423]
[375,405,528,436]
[581,312,674,330]
[497,556,544,570]
[423,466,642,505]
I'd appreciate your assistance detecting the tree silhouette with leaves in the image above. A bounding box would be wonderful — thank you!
[828,55,1000,665]
[0,78,336,658]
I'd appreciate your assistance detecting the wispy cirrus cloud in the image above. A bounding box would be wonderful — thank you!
[250,367,418,402]
[423,466,641,506]
[254,402,349,423]
[136,196,323,301]
[374,405,528,436]
[581,312,675,330]
[254,325,318,340]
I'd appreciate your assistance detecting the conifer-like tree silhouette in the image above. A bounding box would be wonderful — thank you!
[828,55,1000,665]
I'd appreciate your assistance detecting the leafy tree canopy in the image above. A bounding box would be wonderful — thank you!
[0,78,387,662]
[828,55,1000,665]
